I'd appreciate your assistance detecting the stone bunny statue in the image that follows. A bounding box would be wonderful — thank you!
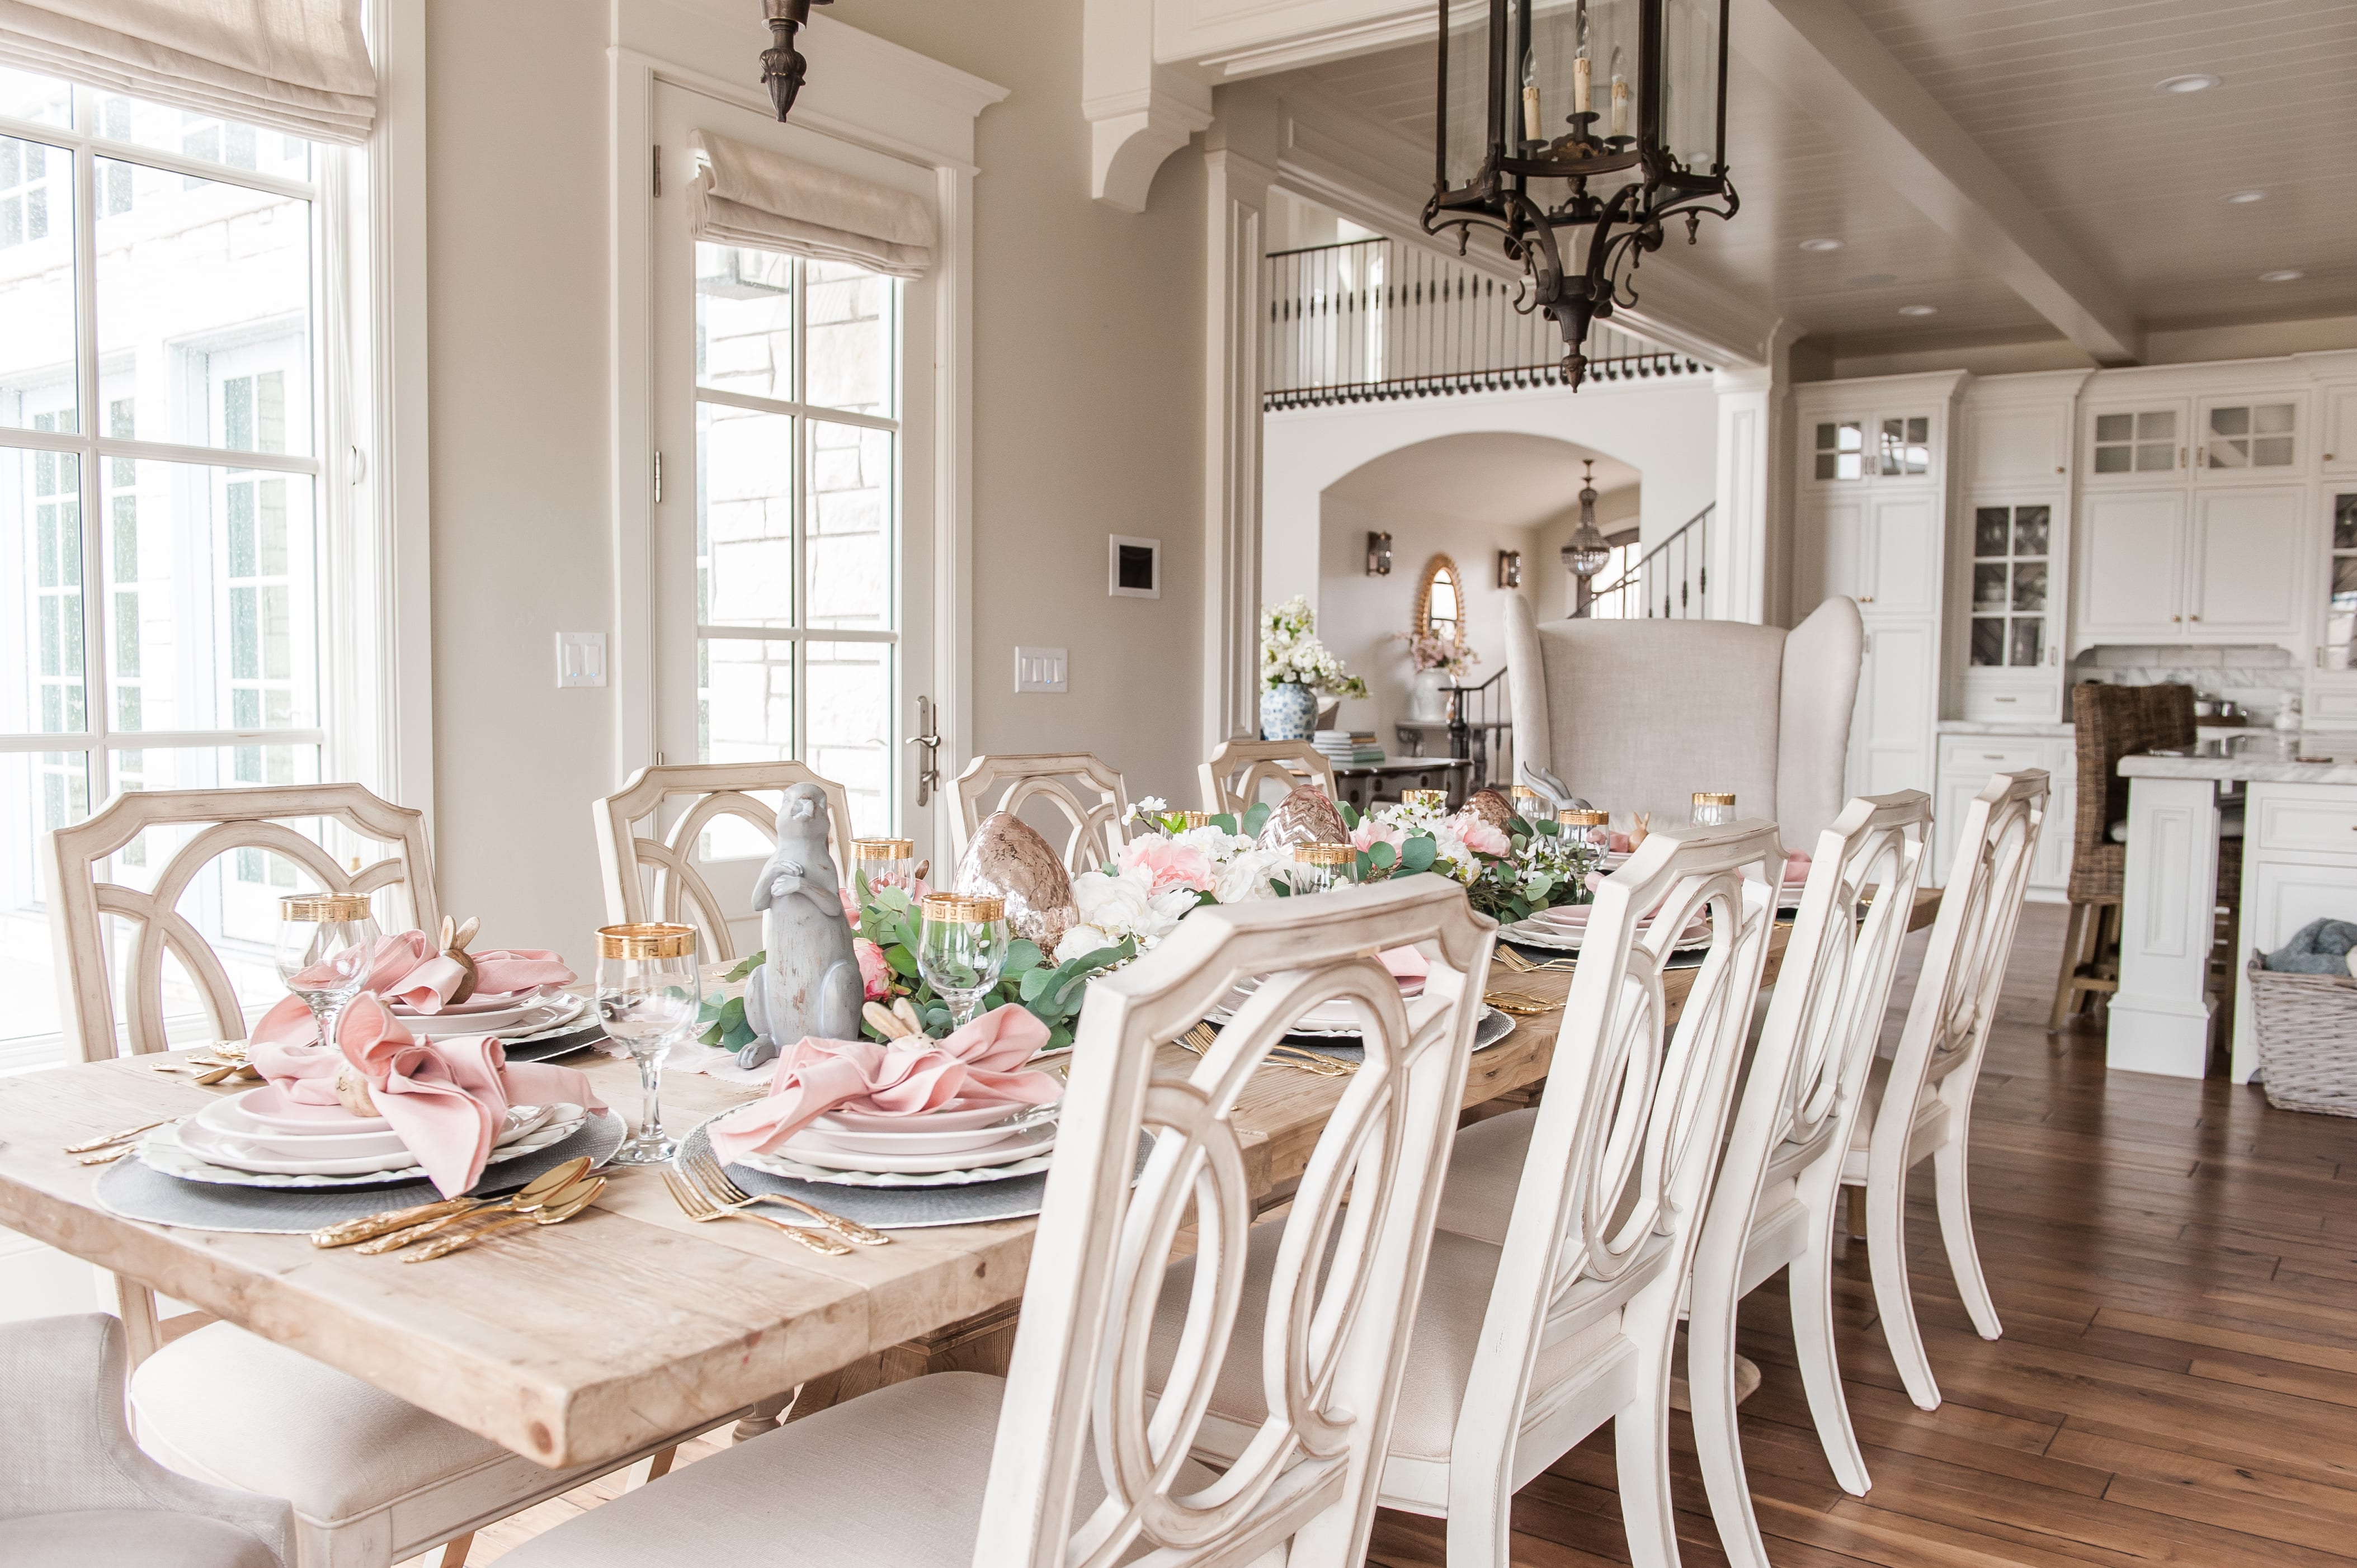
[739,782,863,1070]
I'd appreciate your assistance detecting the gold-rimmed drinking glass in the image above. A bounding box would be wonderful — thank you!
[851,837,916,899]
[1691,791,1737,828]
[1558,808,1610,882]
[1400,788,1447,814]
[1293,842,1357,894]
[274,894,380,1046]
[1509,785,1545,823]
[595,923,698,1165]
[917,895,1008,1027]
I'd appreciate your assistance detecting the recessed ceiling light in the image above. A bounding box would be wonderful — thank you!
[1798,238,1844,252]
[2258,269,2304,283]
[2222,189,2267,204]
[1847,273,1896,289]
[1898,304,1939,317]
[2157,73,2222,93]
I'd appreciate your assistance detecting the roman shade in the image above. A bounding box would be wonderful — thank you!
[688,129,934,280]
[0,0,374,143]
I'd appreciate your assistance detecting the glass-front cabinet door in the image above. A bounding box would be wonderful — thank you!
[2326,494,2356,672]
[1968,504,2052,670]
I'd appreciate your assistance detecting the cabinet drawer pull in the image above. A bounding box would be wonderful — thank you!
[2172,614,2183,622]
[2190,613,2202,621]
[1994,696,2017,703]
[1983,753,2006,761]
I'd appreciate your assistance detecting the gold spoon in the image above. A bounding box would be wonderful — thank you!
[320,1157,593,1251]
[403,1178,605,1262]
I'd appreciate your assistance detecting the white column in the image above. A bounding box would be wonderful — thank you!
[2106,773,2221,1078]
[1203,92,1276,750]
[1712,366,1770,624]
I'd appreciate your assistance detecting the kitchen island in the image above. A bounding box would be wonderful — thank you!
[2111,745,2357,1079]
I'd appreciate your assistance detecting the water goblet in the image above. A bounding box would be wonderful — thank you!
[595,923,699,1165]
[916,895,1008,1028]
[1691,791,1737,828]
[851,837,916,902]
[1557,809,1610,884]
[1293,842,1357,894]
[275,894,380,1046]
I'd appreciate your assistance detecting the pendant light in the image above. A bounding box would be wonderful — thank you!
[760,0,832,121]
[1425,0,1738,389]
[1562,460,1612,578]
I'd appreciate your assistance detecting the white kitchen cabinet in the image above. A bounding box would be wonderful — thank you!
[2085,399,2189,483]
[1931,729,2073,898]
[2188,487,2305,634]
[2077,489,2186,640]
[1866,493,1940,616]
[2229,779,2357,1083]
[2320,384,2357,476]
[2196,394,2304,476]
[1853,620,1939,797]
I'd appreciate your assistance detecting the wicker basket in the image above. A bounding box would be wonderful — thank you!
[2246,953,2357,1116]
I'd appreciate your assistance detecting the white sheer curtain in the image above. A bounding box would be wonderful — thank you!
[0,0,374,142]
[688,128,934,280]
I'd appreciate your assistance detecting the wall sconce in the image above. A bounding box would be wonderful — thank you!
[1366,531,1393,576]
[1496,550,1522,589]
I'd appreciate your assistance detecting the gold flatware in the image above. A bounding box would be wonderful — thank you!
[77,1146,131,1166]
[1180,1023,1352,1078]
[1483,990,1561,1016]
[312,1157,593,1249]
[64,1117,176,1154]
[352,1159,598,1254]
[683,1152,890,1247]
[403,1178,604,1263]
[1493,947,1576,975]
[661,1167,853,1257]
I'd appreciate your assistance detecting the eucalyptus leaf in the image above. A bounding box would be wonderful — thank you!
[1019,967,1055,1003]
[1398,837,1437,875]
[1369,840,1398,871]
[1241,801,1273,838]
[724,952,765,981]
[885,944,920,978]
[1004,938,1044,976]
[1210,812,1238,835]
[1340,801,1361,830]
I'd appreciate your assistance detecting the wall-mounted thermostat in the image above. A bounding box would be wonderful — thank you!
[1108,535,1160,598]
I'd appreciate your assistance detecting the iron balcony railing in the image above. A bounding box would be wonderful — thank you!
[1576,504,1712,621]
[1265,237,1709,410]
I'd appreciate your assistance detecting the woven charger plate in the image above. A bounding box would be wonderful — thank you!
[91,1112,625,1234]
[684,1112,1148,1231]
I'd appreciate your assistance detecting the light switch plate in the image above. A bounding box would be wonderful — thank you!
[1015,646,1068,693]
[557,631,607,688]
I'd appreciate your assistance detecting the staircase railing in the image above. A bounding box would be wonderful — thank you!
[1576,504,1712,620]
[1264,237,1709,410]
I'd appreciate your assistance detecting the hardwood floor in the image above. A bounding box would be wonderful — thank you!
[418,902,2357,1567]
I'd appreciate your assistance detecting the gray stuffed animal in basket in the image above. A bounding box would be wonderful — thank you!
[738,783,863,1070]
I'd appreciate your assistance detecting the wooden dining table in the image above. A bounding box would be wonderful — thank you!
[0,887,1940,1473]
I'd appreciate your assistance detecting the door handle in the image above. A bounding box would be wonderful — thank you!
[908,696,942,809]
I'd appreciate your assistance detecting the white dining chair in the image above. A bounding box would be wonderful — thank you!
[1199,738,1338,816]
[0,1312,293,1568]
[1685,791,1931,1568]
[949,752,1130,873]
[492,875,1493,1568]
[592,761,857,961]
[1152,822,1778,1568]
[1844,769,2047,1413]
[44,782,703,1568]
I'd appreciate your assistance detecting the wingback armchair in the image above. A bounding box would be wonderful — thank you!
[1502,593,1865,846]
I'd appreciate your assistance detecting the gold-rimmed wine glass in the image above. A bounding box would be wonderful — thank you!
[595,923,698,1165]
[274,894,380,1046]
[916,895,1008,1028]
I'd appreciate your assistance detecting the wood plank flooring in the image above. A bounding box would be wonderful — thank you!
[416,903,2357,1567]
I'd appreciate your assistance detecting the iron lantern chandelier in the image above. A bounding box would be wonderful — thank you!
[759,0,831,121]
[1424,0,1738,388]
[1563,460,1611,577]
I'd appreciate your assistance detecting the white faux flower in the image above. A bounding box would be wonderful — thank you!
[1054,923,1120,964]
[1142,887,1200,942]
[1213,848,1282,904]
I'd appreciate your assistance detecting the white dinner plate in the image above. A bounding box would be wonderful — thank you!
[737,1142,1058,1189]
[227,1083,392,1135]
[772,1123,1057,1176]
[798,1103,1060,1158]
[194,1095,412,1159]
[1501,908,1711,952]
[393,991,584,1037]
[143,1106,586,1186]
[177,1103,558,1175]
[819,1096,1052,1136]
[1208,972,1424,1037]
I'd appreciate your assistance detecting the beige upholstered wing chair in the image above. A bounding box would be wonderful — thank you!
[1502,593,1865,846]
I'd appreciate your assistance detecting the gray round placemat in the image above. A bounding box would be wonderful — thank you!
[1272,1003,1517,1066]
[92,1112,625,1234]
[501,1022,609,1062]
[683,1113,1146,1231]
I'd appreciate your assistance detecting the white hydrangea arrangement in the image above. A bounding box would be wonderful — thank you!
[1260,596,1369,697]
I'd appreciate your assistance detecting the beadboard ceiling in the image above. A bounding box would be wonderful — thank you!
[1276,0,2357,355]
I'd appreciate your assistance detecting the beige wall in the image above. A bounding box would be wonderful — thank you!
[421,0,1206,952]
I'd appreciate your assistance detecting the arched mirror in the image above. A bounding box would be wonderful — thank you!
[1415,555,1463,639]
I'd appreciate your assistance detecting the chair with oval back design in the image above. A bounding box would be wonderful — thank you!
[1198,739,1339,817]
[1844,769,2047,1414]
[593,762,857,962]
[45,781,708,1568]
[950,752,1130,875]
[1685,791,1931,1568]
[489,875,1493,1568]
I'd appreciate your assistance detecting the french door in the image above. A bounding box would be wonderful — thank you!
[649,81,940,919]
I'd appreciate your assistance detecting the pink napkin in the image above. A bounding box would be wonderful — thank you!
[1378,946,1428,982]
[251,931,576,1046]
[248,994,607,1197]
[1783,851,1812,886]
[708,1005,1060,1165]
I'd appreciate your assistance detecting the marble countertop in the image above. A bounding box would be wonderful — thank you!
[1937,720,2073,737]
[2120,753,2357,785]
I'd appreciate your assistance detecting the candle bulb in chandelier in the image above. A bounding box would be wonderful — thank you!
[1609,45,1629,137]
[1521,50,1543,140]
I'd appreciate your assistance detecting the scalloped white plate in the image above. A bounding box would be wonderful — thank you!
[738,1132,1058,1188]
[138,1106,588,1188]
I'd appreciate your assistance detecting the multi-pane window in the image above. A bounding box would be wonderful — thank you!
[1878,416,1930,477]
[2204,403,2295,470]
[2327,495,2357,673]
[1969,506,2050,668]
[694,243,898,838]
[2092,409,2178,474]
[0,69,333,1062]
[1814,420,1863,481]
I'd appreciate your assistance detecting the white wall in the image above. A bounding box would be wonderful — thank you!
[422,0,1209,955]
[1263,375,1720,630]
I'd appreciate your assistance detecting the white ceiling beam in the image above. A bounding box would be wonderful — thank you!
[1736,0,2141,363]
[1087,0,1214,211]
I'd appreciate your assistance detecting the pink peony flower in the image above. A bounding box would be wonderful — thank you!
[1117,835,1215,895]
[853,937,891,1001]
[1351,818,1406,853]
[1453,816,1511,858]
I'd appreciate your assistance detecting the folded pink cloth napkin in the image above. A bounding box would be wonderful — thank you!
[1378,946,1429,981]
[249,994,607,1197]
[1784,851,1812,885]
[708,1004,1060,1165]
[252,931,576,1046]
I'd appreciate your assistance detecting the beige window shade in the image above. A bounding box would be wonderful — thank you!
[689,129,933,281]
[0,0,374,143]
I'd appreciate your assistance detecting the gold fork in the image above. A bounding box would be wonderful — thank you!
[683,1152,890,1246]
[661,1167,854,1257]
[403,1178,605,1263]
[1483,990,1562,1016]
[64,1116,178,1154]
[1493,947,1577,975]
[1180,1022,1352,1077]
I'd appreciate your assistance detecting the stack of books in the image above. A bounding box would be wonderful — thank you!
[1314,729,1384,766]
